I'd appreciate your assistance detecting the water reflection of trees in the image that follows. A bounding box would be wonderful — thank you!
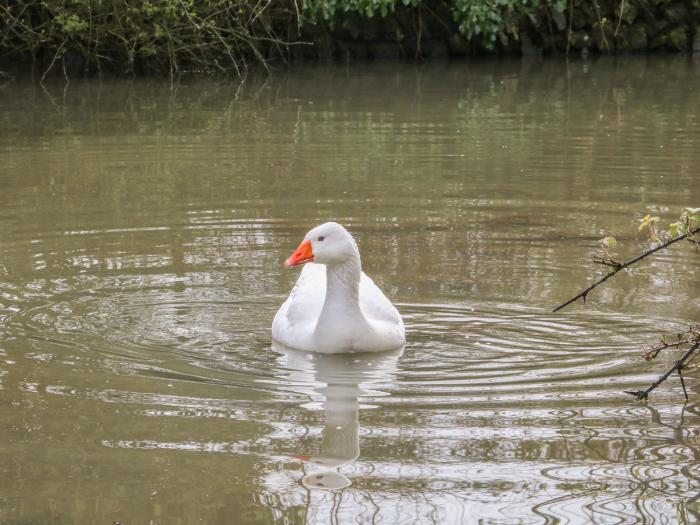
[2,57,699,316]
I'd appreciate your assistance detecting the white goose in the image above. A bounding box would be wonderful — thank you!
[272,222,405,354]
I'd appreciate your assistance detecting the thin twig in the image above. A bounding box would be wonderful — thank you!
[566,0,573,55]
[642,325,699,360]
[678,369,688,401]
[292,0,301,35]
[592,1,609,51]
[625,340,700,401]
[553,225,700,312]
[593,256,622,268]
[415,6,423,59]
[614,0,625,38]
[40,38,67,84]
[643,338,693,360]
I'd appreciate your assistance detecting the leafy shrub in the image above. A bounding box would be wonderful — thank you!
[302,0,567,48]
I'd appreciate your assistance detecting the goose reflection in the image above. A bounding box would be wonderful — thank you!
[272,343,402,490]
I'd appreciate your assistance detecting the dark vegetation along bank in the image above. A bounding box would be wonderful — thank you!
[1,0,700,78]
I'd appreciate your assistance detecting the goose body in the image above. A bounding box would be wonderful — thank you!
[272,223,405,354]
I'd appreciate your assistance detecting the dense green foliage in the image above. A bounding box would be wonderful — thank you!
[0,0,696,77]
[304,0,566,46]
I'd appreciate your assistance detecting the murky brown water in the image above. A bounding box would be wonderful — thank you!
[1,57,700,524]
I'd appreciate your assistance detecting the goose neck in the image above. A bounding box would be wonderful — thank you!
[323,259,361,309]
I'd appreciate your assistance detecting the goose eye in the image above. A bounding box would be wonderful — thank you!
[317,236,325,242]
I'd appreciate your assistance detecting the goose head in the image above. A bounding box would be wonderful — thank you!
[284,222,359,268]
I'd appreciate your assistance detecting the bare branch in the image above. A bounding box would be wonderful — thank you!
[625,340,700,401]
[40,38,67,84]
[553,225,700,312]
[642,326,700,360]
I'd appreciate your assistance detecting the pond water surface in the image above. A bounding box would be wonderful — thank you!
[1,57,700,524]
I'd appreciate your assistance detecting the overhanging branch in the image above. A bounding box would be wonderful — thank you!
[553,225,700,312]
[625,340,700,401]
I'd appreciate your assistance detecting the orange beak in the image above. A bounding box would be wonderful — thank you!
[284,239,314,268]
[290,454,311,462]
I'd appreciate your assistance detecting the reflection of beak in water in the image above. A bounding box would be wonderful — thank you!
[272,343,402,491]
